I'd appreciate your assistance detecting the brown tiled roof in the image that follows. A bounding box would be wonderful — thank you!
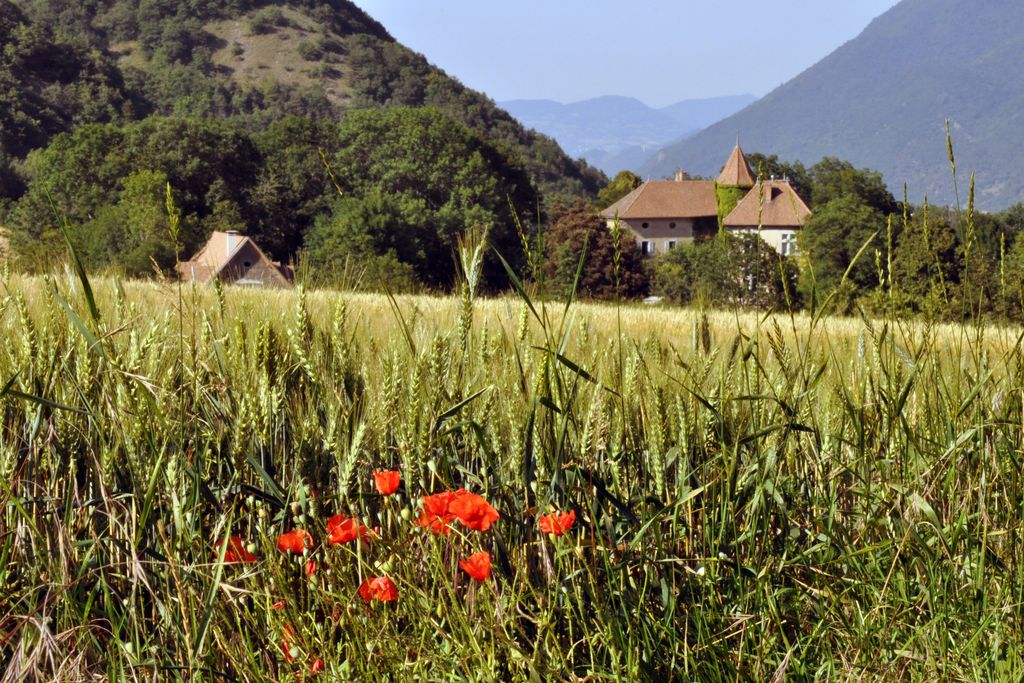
[178,231,291,286]
[723,180,812,229]
[717,146,755,186]
[599,180,718,220]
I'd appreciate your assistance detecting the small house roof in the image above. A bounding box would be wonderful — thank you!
[178,231,291,287]
[723,180,812,229]
[599,180,718,220]
[717,146,755,187]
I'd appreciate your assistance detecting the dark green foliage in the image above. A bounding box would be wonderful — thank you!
[247,6,286,34]
[595,170,641,210]
[0,0,131,159]
[745,153,811,201]
[249,116,338,260]
[344,35,604,204]
[0,0,603,284]
[541,201,648,300]
[654,233,798,309]
[797,196,885,312]
[301,191,433,293]
[307,107,538,290]
[715,185,747,224]
[810,157,898,215]
[8,117,261,268]
[891,208,959,305]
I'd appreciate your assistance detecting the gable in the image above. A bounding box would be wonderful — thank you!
[723,181,812,228]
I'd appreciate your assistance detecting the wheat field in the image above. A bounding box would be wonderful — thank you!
[2,270,1023,681]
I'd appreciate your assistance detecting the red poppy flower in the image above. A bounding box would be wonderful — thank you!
[306,559,318,577]
[373,470,401,495]
[326,514,372,545]
[281,624,298,662]
[449,490,500,532]
[272,600,286,610]
[219,535,257,563]
[309,658,325,673]
[277,529,313,554]
[538,509,576,536]
[358,576,398,603]
[416,491,457,535]
[459,551,492,582]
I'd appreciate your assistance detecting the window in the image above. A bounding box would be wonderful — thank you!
[641,222,650,229]
[780,233,798,256]
[669,222,677,229]
[243,261,253,268]
[667,240,677,250]
[640,240,652,255]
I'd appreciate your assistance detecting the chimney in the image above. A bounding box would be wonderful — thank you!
[226,230,239,254]
[674,169,688,182]
[766,176,775,204]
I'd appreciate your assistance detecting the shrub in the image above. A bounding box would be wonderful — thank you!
[248,7,286,35]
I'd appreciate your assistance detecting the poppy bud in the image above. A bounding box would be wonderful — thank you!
[291,502,302,515]
[400,508,412,521]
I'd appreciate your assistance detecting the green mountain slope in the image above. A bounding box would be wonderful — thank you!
[2,0,602,202]
[640,0,1024,210]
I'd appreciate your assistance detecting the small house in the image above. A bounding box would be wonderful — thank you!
[177,230,293,287]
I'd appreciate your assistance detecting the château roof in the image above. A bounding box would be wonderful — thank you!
[599,180,718,220]
[717,146,755,187]
[723,180,812,229]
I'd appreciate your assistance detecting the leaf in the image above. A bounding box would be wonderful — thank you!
[51,285,106,359]
[493,248,541,325]
[532,346,620,397]
[433,386,490,433]
[49,193,100,324]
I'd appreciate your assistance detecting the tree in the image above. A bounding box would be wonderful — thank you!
[888,206,959,314]
[654,233,798,310]
[596,170,642,210]
[328,106,538,289]
[8,117,261,267]
[745,153,811,203]
[798,195,886,311]
[809,157,898,215]
[302,190,446,290]
[76,169,181,275]
[542,201,647,300]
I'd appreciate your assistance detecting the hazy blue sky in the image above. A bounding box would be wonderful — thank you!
[349,0,901,107]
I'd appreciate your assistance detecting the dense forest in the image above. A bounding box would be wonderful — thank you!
[0,0,604,285]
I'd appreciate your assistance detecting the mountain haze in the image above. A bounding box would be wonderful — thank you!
[640,0,1024,210]
[501,94,754,175]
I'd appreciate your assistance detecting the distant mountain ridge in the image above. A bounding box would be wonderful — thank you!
[500,94,755,175]
[640,0,1024,210]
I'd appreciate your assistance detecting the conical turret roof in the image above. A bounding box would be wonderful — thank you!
[717,146,755,187]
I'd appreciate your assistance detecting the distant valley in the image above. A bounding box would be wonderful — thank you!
[500,94,755,175]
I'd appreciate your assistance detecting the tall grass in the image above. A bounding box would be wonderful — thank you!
[1,264,1024,681]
